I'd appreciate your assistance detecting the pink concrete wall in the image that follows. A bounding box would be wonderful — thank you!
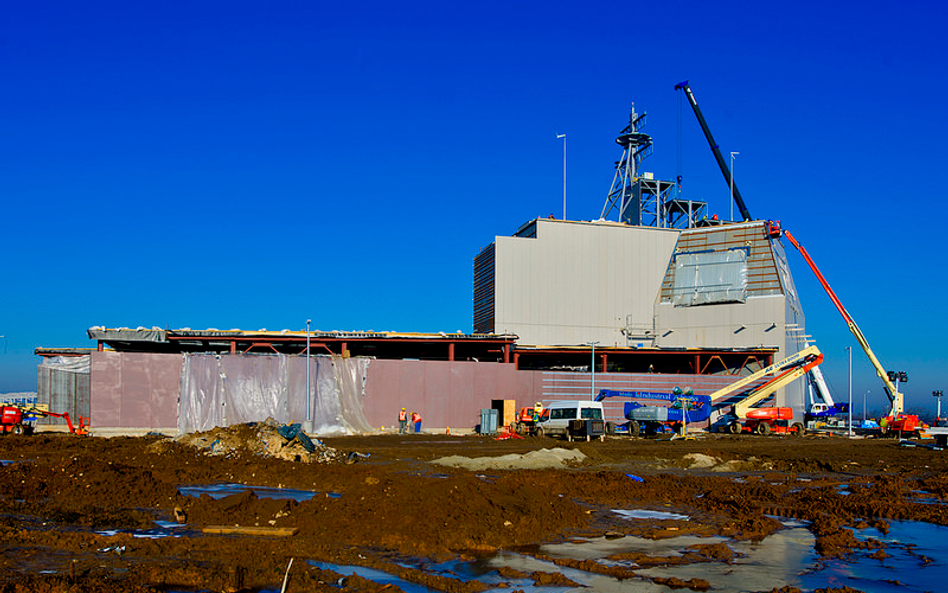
[363,360,537,430]
[90,351,180,429]
[353,360,758,431]
[86,352,756,433]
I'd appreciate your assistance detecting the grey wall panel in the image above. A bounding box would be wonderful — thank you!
[492,220,679,346]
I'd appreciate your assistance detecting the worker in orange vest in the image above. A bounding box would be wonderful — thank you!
[411,411,422,433]
[533,401,544,422]
[398,407,408,434]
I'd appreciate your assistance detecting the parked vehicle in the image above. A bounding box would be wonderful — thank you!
[535,400,605,441]
[598,388,711,437]
[805,402,850,423]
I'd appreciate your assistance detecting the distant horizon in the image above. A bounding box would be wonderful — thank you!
[2,1,945,416]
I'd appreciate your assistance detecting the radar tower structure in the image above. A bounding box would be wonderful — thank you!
[600,103,704,228]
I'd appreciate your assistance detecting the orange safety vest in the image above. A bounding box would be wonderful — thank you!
[411,412,421,423]
[399,410,407,421]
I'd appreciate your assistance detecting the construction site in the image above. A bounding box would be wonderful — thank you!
[25,84,915,441]
[4,85,946,593]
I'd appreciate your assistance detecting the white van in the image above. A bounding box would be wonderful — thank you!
[536,400,605,440]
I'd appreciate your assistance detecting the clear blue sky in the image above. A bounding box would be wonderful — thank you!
[2,1,946,415]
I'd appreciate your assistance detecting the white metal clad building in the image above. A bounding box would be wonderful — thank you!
[474,217,809,410]
[475,218,679,347]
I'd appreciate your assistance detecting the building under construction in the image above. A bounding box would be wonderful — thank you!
[34,94,816,435]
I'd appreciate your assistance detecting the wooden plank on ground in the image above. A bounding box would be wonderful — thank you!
[202,525,298,537]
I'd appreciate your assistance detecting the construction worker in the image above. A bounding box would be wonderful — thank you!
[533,401,544,422]
[411,411,422,433]
[398,407,408,434]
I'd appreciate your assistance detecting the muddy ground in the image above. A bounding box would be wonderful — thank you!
[1,426,947,593]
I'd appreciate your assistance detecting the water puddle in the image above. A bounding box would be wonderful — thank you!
[178,483,327,502]
[303,517,946,592]
[96,520,195,540]
[796,520,948,592]
[637,525,817,590]
[908,490,945,505]
[308,560,443,593]
[613,509,690,521]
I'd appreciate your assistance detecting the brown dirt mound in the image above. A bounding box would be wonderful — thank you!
[2,429,947,591]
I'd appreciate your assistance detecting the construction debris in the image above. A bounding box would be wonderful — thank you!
[154,419,349,463]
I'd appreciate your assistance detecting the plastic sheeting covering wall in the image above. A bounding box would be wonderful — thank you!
[673,249,748,306]
[179,353,373,436]
[36,356,91,426]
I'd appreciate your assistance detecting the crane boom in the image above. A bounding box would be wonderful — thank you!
[708,345,822,402]
[675,80,753,222]
[782,229,903,417]
[732,355,823,418]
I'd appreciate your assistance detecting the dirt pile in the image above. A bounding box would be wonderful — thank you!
[431,447,587,470]
[153,418,346,463]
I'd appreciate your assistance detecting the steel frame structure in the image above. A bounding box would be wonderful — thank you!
[600,103,703,229]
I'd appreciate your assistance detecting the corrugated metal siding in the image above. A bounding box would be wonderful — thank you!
[36,365,90,425]
[473,243,495,333]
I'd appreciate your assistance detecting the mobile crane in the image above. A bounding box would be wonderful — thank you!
[675,80,753,223]
[778,225,918,434]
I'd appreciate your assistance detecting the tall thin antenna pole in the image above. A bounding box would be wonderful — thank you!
[729,152,739,222]
[305,320,311,426]
[557,134,567,219]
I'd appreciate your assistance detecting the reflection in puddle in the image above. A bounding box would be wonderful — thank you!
[308,561,443,593]
[96,520,192,539]
[798,521,948,593]
[541,533,724,561]
[178,483,323,502]
[613,509,690,521]
[637,526,816,590]
[305,519,947,592]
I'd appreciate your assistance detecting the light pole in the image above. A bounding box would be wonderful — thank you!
[588,341,600,399]
[305,319,312,429]
[846,346,852,436]
[729,151,739,222]
[934,390,944,424]
[557,134,567,220]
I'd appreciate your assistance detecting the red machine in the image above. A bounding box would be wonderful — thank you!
[0,405,89,436]
[883,413,921,437]
[515,406,540,436]
[779,225,911,432]
[725,346,822,436]
[741,407,802,436]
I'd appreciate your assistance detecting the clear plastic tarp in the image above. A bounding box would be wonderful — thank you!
[672,249,748,306]
[178,353,373,436]
[39,355,91,373]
